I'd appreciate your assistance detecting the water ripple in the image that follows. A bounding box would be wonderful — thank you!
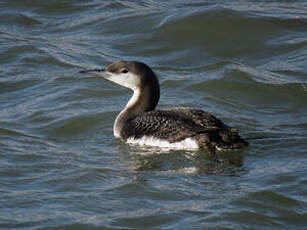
[1,0,307,229]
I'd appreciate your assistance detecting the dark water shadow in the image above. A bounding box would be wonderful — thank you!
[114,143,246,175]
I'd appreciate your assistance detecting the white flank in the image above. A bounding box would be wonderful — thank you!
[126,136,199,150]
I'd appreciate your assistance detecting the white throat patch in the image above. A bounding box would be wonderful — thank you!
[107,72,140,91]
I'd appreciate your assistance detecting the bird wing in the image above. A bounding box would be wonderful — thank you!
[121,108,225,143]
[165,107,226,128]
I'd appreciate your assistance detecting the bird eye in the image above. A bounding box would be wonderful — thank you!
[121,69,128,74]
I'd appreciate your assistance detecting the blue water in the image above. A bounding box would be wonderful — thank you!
[1,1,307,229]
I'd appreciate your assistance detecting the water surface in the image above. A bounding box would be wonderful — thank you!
[1,1,307,229]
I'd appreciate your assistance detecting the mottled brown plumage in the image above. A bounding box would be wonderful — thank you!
[121,107,248,153]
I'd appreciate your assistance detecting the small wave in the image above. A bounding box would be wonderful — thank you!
[226,64,293,84]
[0,126,37,139]
[0,12,42,27]
[42,114,104,138]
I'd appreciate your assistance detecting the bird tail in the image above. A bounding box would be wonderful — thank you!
[216,128,249,150]
[196,128,249,153]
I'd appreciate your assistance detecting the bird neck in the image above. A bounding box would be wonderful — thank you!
[113,85,160,138]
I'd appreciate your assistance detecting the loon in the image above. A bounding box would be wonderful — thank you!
[80,61,248,153]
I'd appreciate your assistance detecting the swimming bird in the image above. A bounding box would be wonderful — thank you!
[80,61,248,153]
